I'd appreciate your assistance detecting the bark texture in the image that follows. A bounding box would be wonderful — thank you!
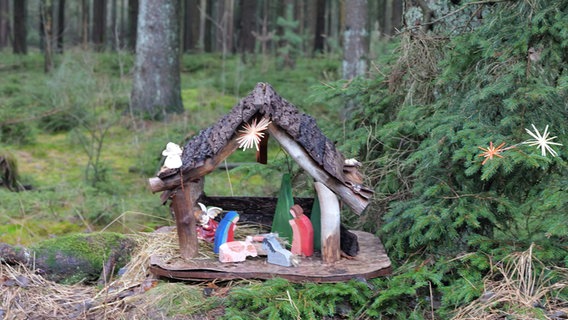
[342,0,368,79]
[0,0,9,49]
[130,0,183,120]
[13,0,27,54]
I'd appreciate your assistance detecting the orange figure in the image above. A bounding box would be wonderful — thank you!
[289,205,314,257]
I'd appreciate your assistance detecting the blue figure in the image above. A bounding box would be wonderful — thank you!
[262,234,293,267]
[214,211,240,254]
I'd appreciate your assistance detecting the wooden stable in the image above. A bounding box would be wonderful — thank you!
[148,83,391,281]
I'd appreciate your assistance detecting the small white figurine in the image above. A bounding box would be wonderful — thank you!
[162,142,183,169]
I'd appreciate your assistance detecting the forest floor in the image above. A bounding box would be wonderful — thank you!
[0,52,351,319]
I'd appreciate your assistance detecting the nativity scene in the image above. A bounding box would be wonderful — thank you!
[148,83,391,282]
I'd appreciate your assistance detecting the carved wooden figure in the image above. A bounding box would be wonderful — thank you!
[214,211,239,254]
[219,237,258,263]
[262,234,293,267]
[289,204,314,257]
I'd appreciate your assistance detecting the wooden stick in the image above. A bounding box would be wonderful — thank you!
[267,123,368,214]
[315,182,341,263]
[149,139,240,193]
[170,178,204,259]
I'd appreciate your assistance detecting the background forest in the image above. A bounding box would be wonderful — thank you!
[1,0,567,319]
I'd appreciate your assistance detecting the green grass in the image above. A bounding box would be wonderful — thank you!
[0,51,340,245]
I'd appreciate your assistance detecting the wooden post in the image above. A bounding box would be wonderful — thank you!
[314,182,341,263]
[267,123,369,214]
[170,178,204,259]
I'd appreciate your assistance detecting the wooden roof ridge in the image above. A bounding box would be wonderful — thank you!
[149,82,373,214]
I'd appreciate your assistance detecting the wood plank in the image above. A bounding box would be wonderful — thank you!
[149,231,391,283]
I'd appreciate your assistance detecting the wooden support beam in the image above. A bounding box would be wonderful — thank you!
[149,139,240,193]
[170,178,204,259]
[267,123,368,214]
[315,182,341,263]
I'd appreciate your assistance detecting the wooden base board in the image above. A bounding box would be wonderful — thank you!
[149,230,391,283]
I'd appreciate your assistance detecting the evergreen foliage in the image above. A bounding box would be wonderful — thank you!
[313,0,568,317]
[223,278,373,319]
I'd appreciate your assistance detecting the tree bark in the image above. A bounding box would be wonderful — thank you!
[127,0,138,51]
[215,0,233,54]
[111,0,117,49]
[0,0,9,49]
[342,0,368,79]
[237,0,256,56]
[81,0,88,49]
[171,178,204,259]
[92,0,106,50]
[130,0,183,120]
[40,0,54,73]
[12,0,27,54]
[183,0,199,52]
[198,0,206,51]
[56,0,64,53]
[313,0,326,53]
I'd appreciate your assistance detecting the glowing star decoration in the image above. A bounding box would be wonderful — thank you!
[523,124,563,157]
[236,117,272,151]
[478,141,506,165]
[162,142,183,169]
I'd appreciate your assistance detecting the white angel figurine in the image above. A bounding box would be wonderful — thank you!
[162,142,183,169]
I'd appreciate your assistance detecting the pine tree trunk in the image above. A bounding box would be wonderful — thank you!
[56,0,64,53]
[237,0,256,56]
[0,0,9,49]
[111,0,117,49]
[198,0,206,51]
[182,0,198,52]
[12,0,27,54]
[313,0,325,53]
[127,0,138,50]
[342,0,368,79]
[130,0,183,120]
[81,0,88,49]
[40,0,54,73]
[92,0,106,51]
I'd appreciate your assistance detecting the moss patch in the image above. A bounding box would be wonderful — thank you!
[29,232,136,284]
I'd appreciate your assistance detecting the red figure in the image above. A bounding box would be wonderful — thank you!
[289,205,314,257]
[197,219,218,243]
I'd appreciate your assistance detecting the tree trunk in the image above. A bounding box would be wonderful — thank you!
[215,0,233,54]
[329,0,339,51]
[40,0,54,73]
[197,0,206,51]
[81,0,88,49]
[12,0,27,54]
[127,0,138,51]
[342,0,368,79]
[130,0,183,120]
[183,0,198,52]
[92,0,106,50]
[0,0,9,49]
[391,0,402,36]
[313,0,325,53]
[237,0,256,57]
[56,0,64,53]
[111,0,117,49]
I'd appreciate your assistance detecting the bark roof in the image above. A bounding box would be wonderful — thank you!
[159,83,350,185]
